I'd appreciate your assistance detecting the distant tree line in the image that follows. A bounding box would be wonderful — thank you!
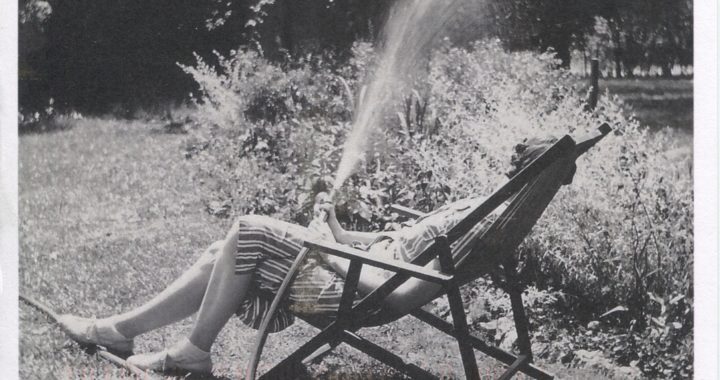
[592,0,693,77]
[19,0,692,113]
[487,0,692,75]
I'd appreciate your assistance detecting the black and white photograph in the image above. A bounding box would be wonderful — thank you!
[6,0,714,378]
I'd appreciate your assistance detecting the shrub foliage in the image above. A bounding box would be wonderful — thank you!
[182,40,692,378]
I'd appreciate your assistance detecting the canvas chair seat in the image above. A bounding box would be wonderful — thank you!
[246,124,612,380]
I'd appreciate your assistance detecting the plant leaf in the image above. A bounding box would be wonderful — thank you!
[600,305,628,318]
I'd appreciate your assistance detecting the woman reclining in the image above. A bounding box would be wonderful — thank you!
[58,138,555,374]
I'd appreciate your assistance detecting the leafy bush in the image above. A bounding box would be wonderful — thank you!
[183,39,692,377]
[179,48,353,130]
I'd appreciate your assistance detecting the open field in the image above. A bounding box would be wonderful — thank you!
[19,118,625,379]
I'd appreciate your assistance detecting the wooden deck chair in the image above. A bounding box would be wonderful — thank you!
[247,124,612,380]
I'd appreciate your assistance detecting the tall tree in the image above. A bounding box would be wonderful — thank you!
[487,0,598,68]
[596,0,692,76]
[43,0,247,112]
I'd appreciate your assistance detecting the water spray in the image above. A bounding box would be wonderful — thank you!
[330,0,464,194]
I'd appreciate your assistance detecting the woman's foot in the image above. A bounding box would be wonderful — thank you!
[57,315,134,354]
[126,338,213,374]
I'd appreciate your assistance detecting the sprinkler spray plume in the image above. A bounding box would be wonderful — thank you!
[330,0,465,192]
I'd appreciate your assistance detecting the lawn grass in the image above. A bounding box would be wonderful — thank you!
[578,77,693,134]
[603,78,692,133]
[19,118,623,379]
[578,77,693,136]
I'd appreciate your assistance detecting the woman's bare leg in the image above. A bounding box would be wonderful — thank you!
[111,241,224,338]
[124,215,306,372]
[187,224,252,351]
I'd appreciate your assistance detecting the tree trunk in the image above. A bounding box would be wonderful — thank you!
[556,44,571,69]
[611,25,623,78]
[661,63,673,77]
[585,58,599,111]
[280,0,294,54]
[614,49,622,78]
[626,65,635,78]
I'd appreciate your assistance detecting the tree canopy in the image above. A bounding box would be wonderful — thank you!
[18,0,693,112]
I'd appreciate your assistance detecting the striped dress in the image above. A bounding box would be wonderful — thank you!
[231,215,348,332]
[231,197,502,333]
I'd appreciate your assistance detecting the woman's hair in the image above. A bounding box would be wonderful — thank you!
[506,136,576,184]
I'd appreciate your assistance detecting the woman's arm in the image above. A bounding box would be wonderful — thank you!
[315,198,436,314]
[321,253,443,316]
[317,200,396,246]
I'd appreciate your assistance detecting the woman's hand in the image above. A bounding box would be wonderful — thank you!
[314,196,337,223]
[313,192,344,242]
[316,201,337,224]
[311,191,390,246]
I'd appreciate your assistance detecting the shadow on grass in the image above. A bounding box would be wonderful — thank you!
[18,119,75,135]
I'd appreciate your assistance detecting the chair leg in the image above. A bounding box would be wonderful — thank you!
[446,286,481,380]
[267,328,438,380]
[436,236,481,380]
[503,257,533,361]
[259,326,340,379]
[508,286,533,360]
[299,317,344,365]
[301,343,335,365]
[498,354,530,380]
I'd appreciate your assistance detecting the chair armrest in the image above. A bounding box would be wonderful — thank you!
[575,123,612,157]
[304,239,452,284]
[389,204,426,219]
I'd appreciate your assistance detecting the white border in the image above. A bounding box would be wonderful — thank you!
[0,0,18,377]
[694,0,719,378]
[0,1,717,379]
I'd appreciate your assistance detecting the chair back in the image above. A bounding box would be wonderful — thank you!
[451,154,576,285]
[446,124,612,285]
[360,136,579,326]
[449,123,612,284]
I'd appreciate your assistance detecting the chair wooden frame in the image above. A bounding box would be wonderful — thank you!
[247,124,612,380]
